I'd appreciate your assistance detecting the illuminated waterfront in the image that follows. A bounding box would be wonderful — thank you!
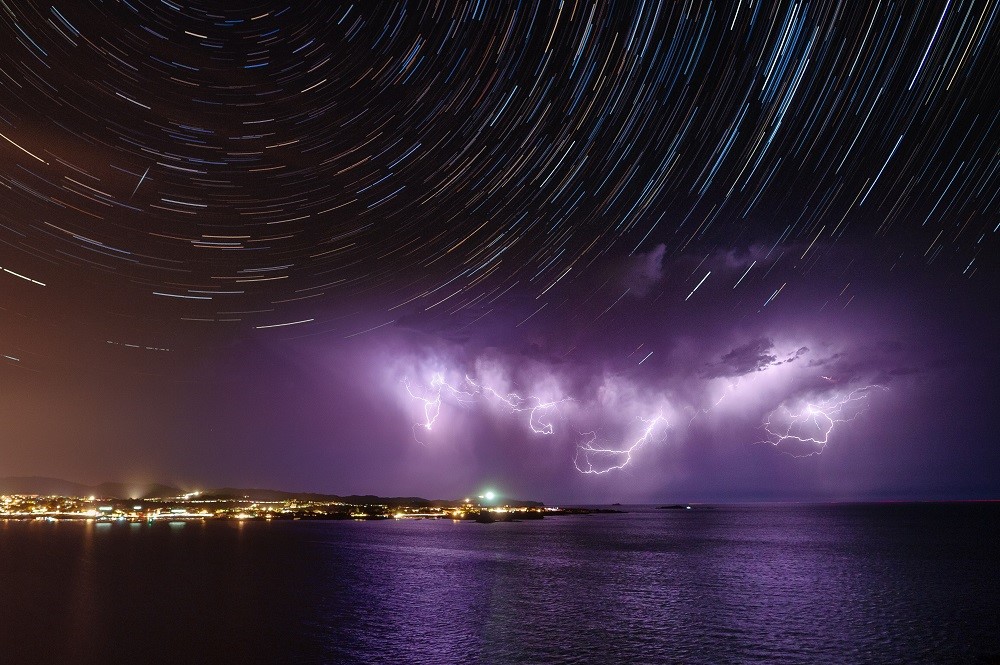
[0,491,570,523]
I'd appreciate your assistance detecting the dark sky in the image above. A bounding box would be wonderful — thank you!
[1,1,997,502]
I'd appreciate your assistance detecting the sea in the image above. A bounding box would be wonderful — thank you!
[1,503,997,664]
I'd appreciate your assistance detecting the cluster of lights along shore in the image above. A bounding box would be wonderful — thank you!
[0,490,577,523]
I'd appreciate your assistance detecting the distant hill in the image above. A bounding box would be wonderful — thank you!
[0,477,182,499]
[0,477,545,507]
[201,488,436,507]
[91,482,184,500]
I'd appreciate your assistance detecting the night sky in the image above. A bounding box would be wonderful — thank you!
[1,1,997,502]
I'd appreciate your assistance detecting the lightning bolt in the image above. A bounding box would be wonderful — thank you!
[402,373,476,442]
[462,375,569,434]
[759,384,887,456]
[403,374,444,432]
[688,380,739,425]
[403,373,569,441]
[574,414,668,474]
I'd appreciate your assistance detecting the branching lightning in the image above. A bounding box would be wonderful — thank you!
[403,373,443,432]
[574,414,669,474]
[403,373,570,442]
[402,373,476,442]
[759,384,887,456]
[462,375,568,434]
[688,380,739,425]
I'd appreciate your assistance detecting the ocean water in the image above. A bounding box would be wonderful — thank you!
[1,504,998,664]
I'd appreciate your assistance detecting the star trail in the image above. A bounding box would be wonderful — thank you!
[0,1,997,501]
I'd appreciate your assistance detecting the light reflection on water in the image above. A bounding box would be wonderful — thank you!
[1,504,998,664]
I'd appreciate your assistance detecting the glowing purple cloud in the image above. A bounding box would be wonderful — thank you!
[393,329,903,480]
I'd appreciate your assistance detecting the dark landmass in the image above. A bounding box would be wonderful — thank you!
[0,476,545,509]
[203,488,543,508]
[0,477,621,523]
[202,488,442,507]
[657,504,692,510]
[0,478,628,526]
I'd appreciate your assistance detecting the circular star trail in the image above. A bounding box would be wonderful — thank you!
[0,0,997,350]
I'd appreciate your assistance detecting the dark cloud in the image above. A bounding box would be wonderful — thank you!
[703,338,778,378]
[621,244,667,296]
[805,340,925,386]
